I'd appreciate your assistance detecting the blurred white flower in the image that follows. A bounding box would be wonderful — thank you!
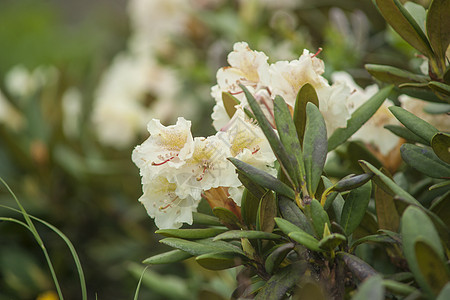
[399,95,450,132]
[92,54,179,148]
[0,89,24,131]
[139,175,201,229]
[62,87,83,139]
[5,65,58,99]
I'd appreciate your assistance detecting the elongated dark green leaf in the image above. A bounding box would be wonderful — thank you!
[389,106,439,144]
[196,252,243,270]
[303,103,327,195]
[430,192,450,228]
[257,191,276,233]
[426,0,450,74]
[340,181,372,236]
[318,233,346,250]
[359,160,420,205]
[351,234,397,250]
[338,252,377,281]
[156,228,227,239]
[294,83,319,146]
[143,250,192,265]
[347,141,383,171]
[192,212,222,226]
[240,84,298,185]
[429,81,450,103]
[365,64,428,85]
[241,188,261,227]
[384,124,429,145]
[274,217,305,235]
[353,274,384,300]
[159,238,227,256]
[238,172,267,199]
[375,168,400,231]
[401,144,450,178]
[382,279,417,296]
[212,207,242,229]
[309,199,331,238]
[375,0,433,56]
[274,95,304,185]
[265,243,295,274]
[255,262,307,300]
[229,157,295,199]
[222,92,239,118]
[437,283,450,300]
[432,133,450,164]
[214,230,281,241]
[196,239,245,255]
[401,206,444,298]
[334,173,373,192]
[288,231,322,252]
[328,85,393,151]
[278,196,314,235]
[415,240,450,296]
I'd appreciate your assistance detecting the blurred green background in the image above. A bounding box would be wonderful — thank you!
[0,0,427,299]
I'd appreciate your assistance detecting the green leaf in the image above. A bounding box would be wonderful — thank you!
[414,240,450,296]
[318,233,346,251]
[143,250,192,265]
[365,64,428,85]
[309,198,331,238]
[389,106,439,144]
[347,141,383,171]
[229,157,295,199]
[238,172,267,199]
[328,85,393,151]
[352,274,384,300]
[264,243,295,274]
[274,95,305,185]
[288,231,322,252]
[338,252,377,281]
[340,182,372,236]
[278,196,314,235]
[384,124,429,145]
[429,81,450,102]
[196,252,243,270]
[212,207,243,229]
[241,188,261,227]
[192,212,222,226]
[240,84,298,186]
[303,103,327,196]
[213,230,281,241]
[430,192,450,228]
[382,279,417,296]
[350,234,397,250]
[294,83,319,146]
[375,0,433,56]
[401,206,445,298]
[160,238,243,257]
[437,283,450,300]
[375,168,400,231]
[424,103,450,114]
[255,262,307,300]
[333,173,373,192]
[432,133,450,164]
[426,0,450,74]
[156,228,227,239]
[222,92,239,119]
[274,217,305,235]
[257,191,276,233]
[359,160,420,206]
[400,144,450,178]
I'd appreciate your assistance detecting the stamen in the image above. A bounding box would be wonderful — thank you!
[159,196,180,211]
[151,154,178,166]
[252,147,260,155]
[196,166,208,181]
[230,91,244,95]
[311,48,323,58]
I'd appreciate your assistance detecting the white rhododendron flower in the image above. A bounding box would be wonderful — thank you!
[132,117,195,176]
[0,89,24,131]
[262,49,327,107]
[139,175,201,229]
[332,72,400,156]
